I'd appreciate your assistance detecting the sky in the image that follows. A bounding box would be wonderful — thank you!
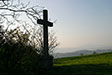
[27,0,112,52]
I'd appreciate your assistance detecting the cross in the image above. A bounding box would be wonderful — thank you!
[37,10,53,56]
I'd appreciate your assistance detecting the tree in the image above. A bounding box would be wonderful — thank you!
[0,22,58,74]
[0,0,58,55]
[0,0,59,74]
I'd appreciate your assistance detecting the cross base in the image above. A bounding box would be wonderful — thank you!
[38,55,54,69]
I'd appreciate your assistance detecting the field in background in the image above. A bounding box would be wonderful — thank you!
[47,52,112,75]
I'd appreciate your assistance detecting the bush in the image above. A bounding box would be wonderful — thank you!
[0,27,40,74]
[0,25,58,74]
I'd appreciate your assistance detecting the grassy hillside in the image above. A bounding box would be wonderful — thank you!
[50,52,112,75]
[1,50,112,75]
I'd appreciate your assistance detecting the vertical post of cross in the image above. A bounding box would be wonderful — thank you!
[37,10,53,56]
[43,10,49,56]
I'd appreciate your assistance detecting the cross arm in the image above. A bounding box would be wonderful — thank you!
[37,19,53,27]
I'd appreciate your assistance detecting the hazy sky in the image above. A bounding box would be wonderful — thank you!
[28,0,112,52]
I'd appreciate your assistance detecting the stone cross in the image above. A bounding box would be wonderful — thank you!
[37,10,53,56]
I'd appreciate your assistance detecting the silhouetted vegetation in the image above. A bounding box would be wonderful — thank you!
[0,0,59,74]
[0,26,39,74]
[0,25,58,74]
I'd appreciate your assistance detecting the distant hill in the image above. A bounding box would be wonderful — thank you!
[54,49,112,58]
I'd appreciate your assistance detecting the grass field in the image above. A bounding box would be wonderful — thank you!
[45,52,112,75]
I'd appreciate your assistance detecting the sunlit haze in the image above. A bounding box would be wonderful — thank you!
[27,0,112,53]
